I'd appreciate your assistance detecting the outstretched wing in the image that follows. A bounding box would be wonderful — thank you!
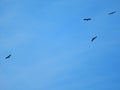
[83,18,91,21]
[5,54,11,59]
[91,36,97,42]
[108,11,116,15]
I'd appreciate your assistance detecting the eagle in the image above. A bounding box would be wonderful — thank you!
[108,11,116,15]
[5,54,11,59]
[91,36,97,42]
[83,18,91,21]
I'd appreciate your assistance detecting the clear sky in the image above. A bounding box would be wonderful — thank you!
[0,0,120,90]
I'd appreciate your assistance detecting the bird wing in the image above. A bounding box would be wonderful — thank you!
[5,55,11,59]
[84,18,91,21]
[108,11,116,15]
[91,36,97,42]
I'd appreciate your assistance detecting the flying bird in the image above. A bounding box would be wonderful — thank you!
[83,18,91,21]
[108,11,116,15]
[5,54,11,59]
[91,36,97,42]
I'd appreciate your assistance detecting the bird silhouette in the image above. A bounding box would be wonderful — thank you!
[83,18,91,21]
[108,11,116,15]
[91,36,97,42]
[5,54,11,59]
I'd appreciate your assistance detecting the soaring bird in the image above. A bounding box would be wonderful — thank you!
[91,36,97,42]
[108,11,116,15]
[5,54,11,59]
[83,18,91,21]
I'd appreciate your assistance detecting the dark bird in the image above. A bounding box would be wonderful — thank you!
[83,18,91,21]
[108,11,116,15]
[91,36,97,42]
[5,54,11,59]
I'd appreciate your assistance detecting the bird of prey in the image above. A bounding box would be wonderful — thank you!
[91,36,97,42]
[108,11,116,15]
[83,18,91,21]
[5,54,11,59]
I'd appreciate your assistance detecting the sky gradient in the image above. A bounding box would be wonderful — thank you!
[0,0,120,90]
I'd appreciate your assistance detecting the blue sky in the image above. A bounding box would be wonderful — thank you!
[0,0,120,90]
